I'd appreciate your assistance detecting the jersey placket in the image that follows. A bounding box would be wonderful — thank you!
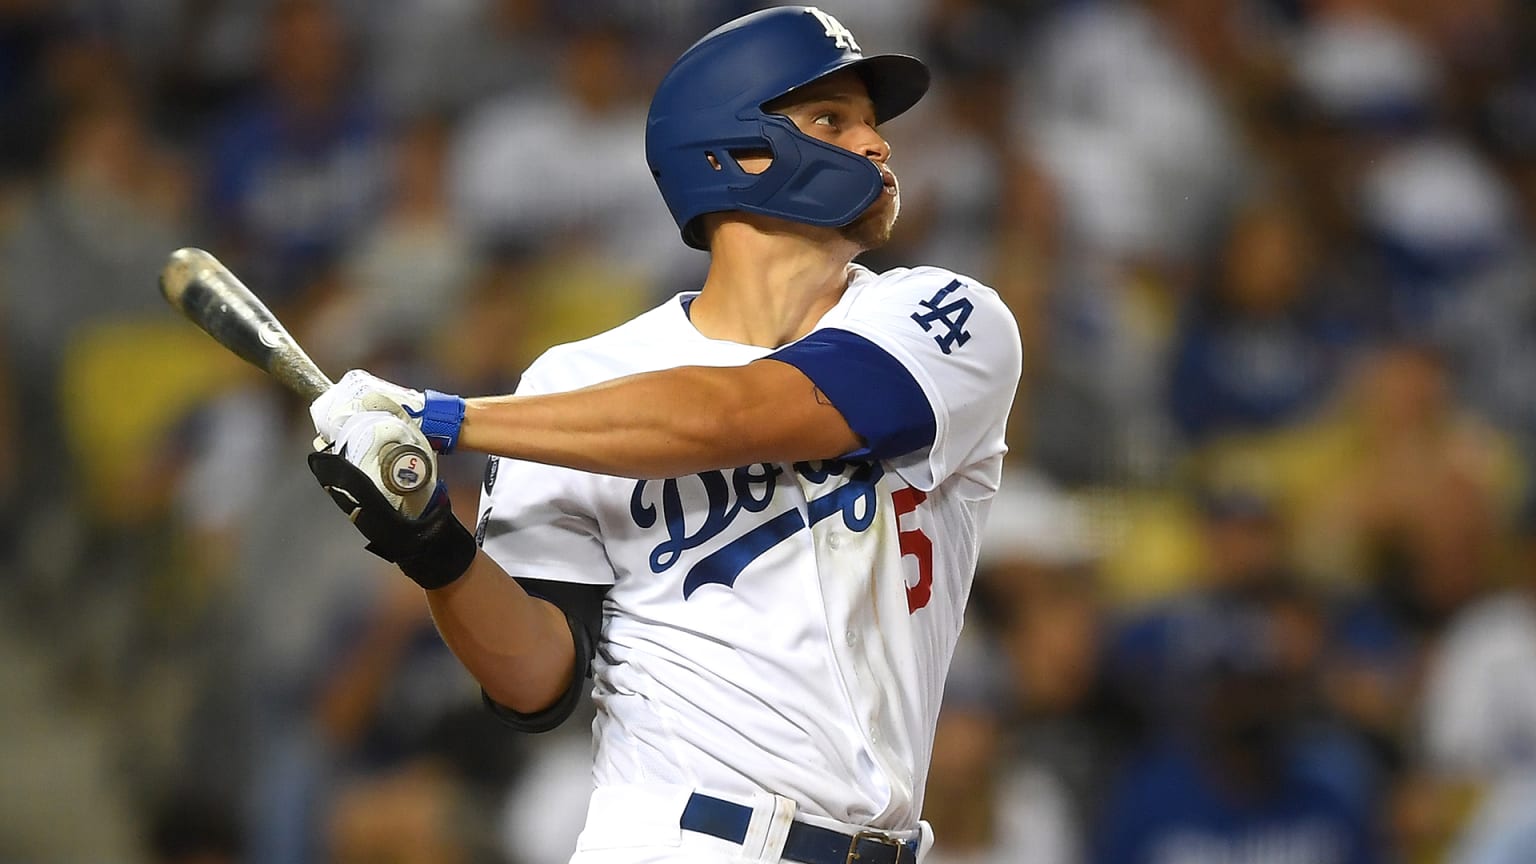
[809,474,916,821]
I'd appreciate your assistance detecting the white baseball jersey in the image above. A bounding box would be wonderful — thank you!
[476,263,1021,830]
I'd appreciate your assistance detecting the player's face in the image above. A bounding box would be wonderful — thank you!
[760,71,900,249]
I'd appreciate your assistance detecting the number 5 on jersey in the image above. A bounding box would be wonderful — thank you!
[892,487,933,613]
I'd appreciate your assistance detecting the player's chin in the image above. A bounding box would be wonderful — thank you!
[840,191,900,250]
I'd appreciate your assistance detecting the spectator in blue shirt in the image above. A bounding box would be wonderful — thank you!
[204,0,387,302]
[1169,192,1361,444]
[1096,593,1380,864]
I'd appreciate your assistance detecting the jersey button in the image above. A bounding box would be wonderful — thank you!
[845,630,858,646]
[829,535,842,550]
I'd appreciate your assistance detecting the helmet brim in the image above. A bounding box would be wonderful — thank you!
[849,54,931,124]
[767,53,931,126]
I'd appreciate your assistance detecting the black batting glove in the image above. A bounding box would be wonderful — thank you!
[308,451,477,590]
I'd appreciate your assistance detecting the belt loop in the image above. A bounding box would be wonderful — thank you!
[762,794,797,861]
[741,792,797,861]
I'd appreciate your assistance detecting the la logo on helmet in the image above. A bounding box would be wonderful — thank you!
[806,7,860,53]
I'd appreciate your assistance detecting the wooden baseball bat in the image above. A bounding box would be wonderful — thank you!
[158,247,431,496]
[160,247,331,400]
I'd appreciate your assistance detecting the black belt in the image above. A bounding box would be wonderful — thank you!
[679,792,918,864]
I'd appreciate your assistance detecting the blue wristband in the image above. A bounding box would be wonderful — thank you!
[419,390,467,453]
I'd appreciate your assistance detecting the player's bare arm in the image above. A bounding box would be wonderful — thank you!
[424,551,576,714]
[456,359,861,479]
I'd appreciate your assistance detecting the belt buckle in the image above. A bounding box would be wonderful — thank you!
[846,830,908,864]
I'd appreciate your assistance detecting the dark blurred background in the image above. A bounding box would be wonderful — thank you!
[2,0,1535,862]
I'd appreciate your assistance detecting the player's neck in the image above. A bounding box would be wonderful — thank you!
[692,221,858,348]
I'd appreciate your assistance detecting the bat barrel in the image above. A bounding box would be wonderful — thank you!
[160,248,333,401]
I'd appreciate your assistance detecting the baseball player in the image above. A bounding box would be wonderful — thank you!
[306,7,1022,863]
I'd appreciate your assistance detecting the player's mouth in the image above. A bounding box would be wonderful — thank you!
[880,167,898,195]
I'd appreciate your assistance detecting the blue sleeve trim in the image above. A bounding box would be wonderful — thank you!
[770,328,936,461]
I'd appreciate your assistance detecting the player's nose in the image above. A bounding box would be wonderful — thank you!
[854,127,890,164]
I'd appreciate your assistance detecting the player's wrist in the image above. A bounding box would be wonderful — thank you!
[394,489,478,589]
[419,390,467,453]
[452,397,498,455]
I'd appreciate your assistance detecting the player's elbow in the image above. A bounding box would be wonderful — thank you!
[686,363,857,466]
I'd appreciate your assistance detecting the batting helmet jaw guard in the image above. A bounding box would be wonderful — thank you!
[646,6,931,249]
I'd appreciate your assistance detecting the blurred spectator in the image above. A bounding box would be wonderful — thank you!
[1292,11,1437,135]
[1094,605,1379,864]
[1,86,188,416]
[1293,7,1524,352]
[1362,134,1519,335]
[449,20,691,289]
[1015,252,1186,485]
[1014,0,1265,484]
[1168,190,1359,443]
[0,0,73,181]
[959,473,1115,861]
[324,115,478,367]
[1098,497,1381,864]
[1411,499,1536,864]
[1108,485,1294,729]
[1420,500,1536,782]
[923,628,1082,864]
[205,0,388,300]
[1290,342,1520,821]
[364,0,557,121]
[1298,341,1517,597]
[1446,64,1536,465]
[875,0,1022,278]
[1025,0,1244,265]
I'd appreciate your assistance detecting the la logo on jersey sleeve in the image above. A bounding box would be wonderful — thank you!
[909,279,974,355]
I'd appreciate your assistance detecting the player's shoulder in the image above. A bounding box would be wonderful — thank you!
[518,296,692,392]
[838,263,1020,349]
[850,264,1009,312]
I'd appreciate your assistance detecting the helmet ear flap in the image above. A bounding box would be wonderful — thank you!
[679,140,783,248]
[735,117,882,227]
[676,116,884,247]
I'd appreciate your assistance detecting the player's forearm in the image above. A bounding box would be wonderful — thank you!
[458,363,856,478]
[424,550,576,714]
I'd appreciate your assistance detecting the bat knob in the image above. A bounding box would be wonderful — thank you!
[380,442,433,496]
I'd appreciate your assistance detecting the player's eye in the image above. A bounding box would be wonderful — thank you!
[812,112,838,128]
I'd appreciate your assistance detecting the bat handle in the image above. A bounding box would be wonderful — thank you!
[380,442,433,496]
[279,355,333,403]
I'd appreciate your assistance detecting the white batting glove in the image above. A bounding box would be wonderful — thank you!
[330,411,439,518]
[311,369,467,453]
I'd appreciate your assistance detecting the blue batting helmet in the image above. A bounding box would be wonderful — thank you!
[646,6,930,249]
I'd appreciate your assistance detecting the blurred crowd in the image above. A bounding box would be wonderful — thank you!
[2,0,1535,862]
